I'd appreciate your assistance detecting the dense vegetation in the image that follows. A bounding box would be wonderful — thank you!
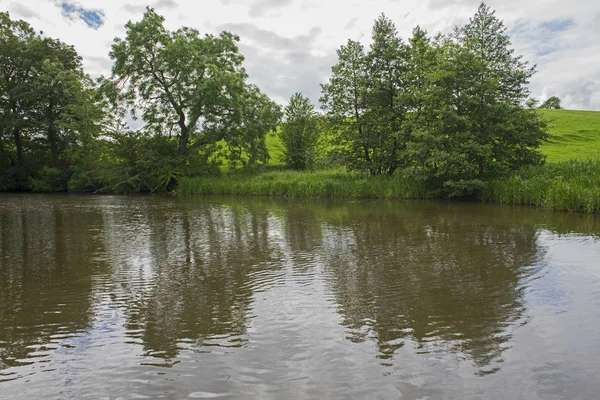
[1,4,598,212]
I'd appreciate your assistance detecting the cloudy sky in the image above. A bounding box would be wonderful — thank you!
[1,0,599,110]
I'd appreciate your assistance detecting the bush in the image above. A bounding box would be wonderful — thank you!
[31,166,67,192]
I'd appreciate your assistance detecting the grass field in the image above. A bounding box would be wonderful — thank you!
[263,110,600,165]
[538,109,600,162]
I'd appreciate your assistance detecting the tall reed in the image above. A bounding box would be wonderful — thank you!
[483,160,600,212]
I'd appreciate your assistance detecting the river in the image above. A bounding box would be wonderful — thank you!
[1,194,599,399]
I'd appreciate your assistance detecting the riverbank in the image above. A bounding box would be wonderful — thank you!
[178,160,600,213]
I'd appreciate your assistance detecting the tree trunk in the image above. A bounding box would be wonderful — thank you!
[46,103,59,167]
[13,128,23,168]
[48,125,59,167]
[177,113,189,157]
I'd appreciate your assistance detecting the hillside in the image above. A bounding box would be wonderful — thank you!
[539,109,600,162]
[264,109,600,166]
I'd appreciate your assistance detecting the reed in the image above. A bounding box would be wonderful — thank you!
[483,160,600,213]
[178,170,432,200]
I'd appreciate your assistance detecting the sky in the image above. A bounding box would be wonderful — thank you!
[1,0,599,110]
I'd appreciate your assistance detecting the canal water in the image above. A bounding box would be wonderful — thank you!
[1,194,599,399]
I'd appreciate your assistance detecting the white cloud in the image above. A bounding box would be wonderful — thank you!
[2,0,599,110]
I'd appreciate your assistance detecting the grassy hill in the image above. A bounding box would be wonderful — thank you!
[263,109,600,166]
[537,109,600,162]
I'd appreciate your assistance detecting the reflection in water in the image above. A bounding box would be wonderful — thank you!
[318,203,542,373]
[101,200,285,361]
[1,194,600,399]
[0,201,104,372]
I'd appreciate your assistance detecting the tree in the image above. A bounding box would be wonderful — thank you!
[406,3,548,196]
[320,39,368,171]
[321,15,410,176]
[363,14,410,176]
[106,7,279,172]
[0,12,103,191]
[538,96,562,109]
[279,93,319,170]
[0,12,37,189]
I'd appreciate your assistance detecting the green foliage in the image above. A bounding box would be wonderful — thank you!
[538,96,562,109]
[0,11,103,191]
[31,167,67,192]
[105,7,280,174]
[279,93,320,170]
[403,3,548,197]
[321,15,411,176]
[94,127,181,193]
[320,3,548,195]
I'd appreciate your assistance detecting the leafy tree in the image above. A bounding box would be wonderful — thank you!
[363,14,410,176]
[406,3,548,196]
[0,12,103,191]
[321,15,410,176]
[106,7,279,174]
[279,93,319,170]
[210,84,281,171]
[95,126,181,193]
[320,39,368,171]
[0,12,38,189]
[538,96,562,109]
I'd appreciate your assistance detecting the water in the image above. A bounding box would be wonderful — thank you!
[1,194,600,399]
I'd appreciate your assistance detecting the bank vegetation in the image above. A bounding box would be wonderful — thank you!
[1,4,598,212]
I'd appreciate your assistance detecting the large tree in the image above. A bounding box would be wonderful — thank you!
[320,39,368,171]
[406,3,548,196]
[0,12,37,187]
[321,15,410,176]
[0,12,102,191]
[106,7,279,168]
[363,14,410,176]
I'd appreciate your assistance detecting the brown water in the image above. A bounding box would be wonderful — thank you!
[1,194,600,399]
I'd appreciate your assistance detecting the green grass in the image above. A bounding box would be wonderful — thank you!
[265,130,284,168]
[539,109,600,162]
[178,169,431,199]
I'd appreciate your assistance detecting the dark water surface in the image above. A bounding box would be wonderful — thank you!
[1,194,600,399]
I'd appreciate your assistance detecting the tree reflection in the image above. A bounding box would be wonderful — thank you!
[0,197,104,371]
[99,198,286,360]
[318,202,544,373]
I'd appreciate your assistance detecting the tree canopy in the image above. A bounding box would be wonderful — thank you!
[321,2,548,195]
[105,7,280,168]
[0,11,102,191]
